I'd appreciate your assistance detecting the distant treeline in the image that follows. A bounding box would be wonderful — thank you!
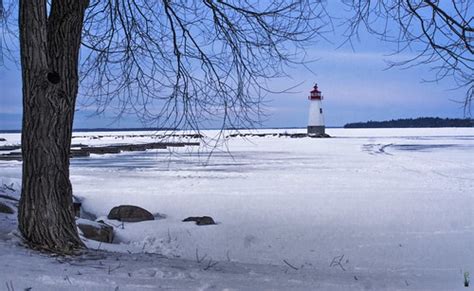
[344,117,474,128]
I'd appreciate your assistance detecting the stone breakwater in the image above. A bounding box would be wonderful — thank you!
[0,141,200,161]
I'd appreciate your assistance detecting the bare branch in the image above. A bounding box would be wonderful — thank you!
[78,0,329,130]
[343,0,473,113]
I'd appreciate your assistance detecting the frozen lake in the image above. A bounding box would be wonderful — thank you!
[1,127,473,289]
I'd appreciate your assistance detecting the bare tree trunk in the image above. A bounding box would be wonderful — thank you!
[18,0,88,253]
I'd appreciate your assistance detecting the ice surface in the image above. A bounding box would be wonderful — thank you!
[0,128,473,290]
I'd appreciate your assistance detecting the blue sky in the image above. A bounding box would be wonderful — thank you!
[0,3,469,130]
[265,47,467,128]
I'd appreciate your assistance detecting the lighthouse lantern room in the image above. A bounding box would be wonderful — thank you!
[307,83,325,135]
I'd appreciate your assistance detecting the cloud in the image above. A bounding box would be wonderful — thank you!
[306,48,416,64]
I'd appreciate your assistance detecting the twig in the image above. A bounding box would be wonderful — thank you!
[5,280,14,291]
[108,263,123,274]
[203,258,218,271]
[195,248,207,263]
[64,275,72,284]
[329,255,346,271]
[0,194,18,202]
[167,228,172,243]
[283,259,299,270]
[2,183,15,192]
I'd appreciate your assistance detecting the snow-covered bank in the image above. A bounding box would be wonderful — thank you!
[1,231,447,290]
[1,128,473,290]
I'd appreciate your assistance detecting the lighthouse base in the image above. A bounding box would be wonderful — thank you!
[307,126,325,135]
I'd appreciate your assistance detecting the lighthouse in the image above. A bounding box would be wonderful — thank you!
[307,83,325,135]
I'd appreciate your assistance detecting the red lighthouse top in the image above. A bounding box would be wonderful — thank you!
[308,83,323,100]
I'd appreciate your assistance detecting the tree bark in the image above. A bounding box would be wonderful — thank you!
[18,0,89,253]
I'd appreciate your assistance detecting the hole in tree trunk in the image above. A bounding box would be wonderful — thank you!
[47,71,61,84]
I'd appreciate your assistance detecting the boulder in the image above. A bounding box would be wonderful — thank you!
[0,201,14,214]
[77,219,114,243]
[107,205,154,222]
[182,216,216,225]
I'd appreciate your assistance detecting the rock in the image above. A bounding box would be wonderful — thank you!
[182,216,216,225]
[107,205,155,222]
[0,137,6,142]
[153,213,167,220]
[73,202,82,217]
[290,133,307,138]
[80,208,98,221]
[308,133,331,138]
[72,196,82,218]
[77,219,114,243]
[0,202,14,214]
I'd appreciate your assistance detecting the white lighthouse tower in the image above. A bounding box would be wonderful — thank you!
[307,83,325,135]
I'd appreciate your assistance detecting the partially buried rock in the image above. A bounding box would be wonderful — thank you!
[107,205,155,222]
[0,201,14,214]
[183,216,216,225]
[72,197,82,218]
[76,219,114,243]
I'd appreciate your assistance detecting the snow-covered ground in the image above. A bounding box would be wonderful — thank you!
[0,128,473,290]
